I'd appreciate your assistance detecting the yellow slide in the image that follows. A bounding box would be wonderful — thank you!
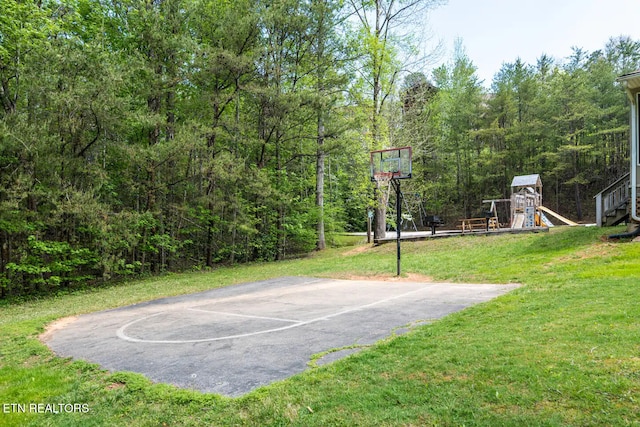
[538,206,578,226]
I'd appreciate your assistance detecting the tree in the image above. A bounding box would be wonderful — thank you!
[348,0,444,239]
[307,0,350,250]
[0,1,54,115]
[186,0,260,265]
[483,58,541,198]
[431,42,484,217]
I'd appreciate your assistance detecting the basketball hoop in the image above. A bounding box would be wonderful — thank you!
[369,147,413,277]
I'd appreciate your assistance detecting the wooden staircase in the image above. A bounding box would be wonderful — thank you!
[594,173,631,226]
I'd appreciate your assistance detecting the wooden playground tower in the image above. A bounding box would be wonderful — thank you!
[510,174,543,228]
[509,174,577,228]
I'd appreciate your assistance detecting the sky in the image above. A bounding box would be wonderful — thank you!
[425,0,640,86]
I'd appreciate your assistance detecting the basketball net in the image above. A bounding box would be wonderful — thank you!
[374,172,394,207]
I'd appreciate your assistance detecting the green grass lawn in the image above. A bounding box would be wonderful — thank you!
[1,227,639,426]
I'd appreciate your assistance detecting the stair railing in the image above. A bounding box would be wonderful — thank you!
[594,173,631,226]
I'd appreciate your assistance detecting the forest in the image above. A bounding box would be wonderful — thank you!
[2,0,640,297]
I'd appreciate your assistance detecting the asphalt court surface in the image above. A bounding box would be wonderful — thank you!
[43,277,519,397]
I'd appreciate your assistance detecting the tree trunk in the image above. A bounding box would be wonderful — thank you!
[574,182,583,220]
[316,116,326,250]
[372,0,386,237]
[374,182,387,240]
[230,199,238,263]
[276,134,285,261]
[206,204,214,267]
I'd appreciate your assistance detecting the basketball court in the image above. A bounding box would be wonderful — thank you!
[43,277,518,397]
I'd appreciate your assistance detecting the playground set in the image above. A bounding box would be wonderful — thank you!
[369,146,577,245]
[368,147,582,274]
[481,174,577,231]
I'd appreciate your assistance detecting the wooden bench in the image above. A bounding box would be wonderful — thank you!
[458,217,499,233]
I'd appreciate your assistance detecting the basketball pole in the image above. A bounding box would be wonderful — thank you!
[369,146,412,277]
[391,179,401,276]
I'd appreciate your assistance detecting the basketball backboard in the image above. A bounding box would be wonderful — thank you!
[370,146,412,181]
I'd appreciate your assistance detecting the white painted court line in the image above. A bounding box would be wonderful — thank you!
[116,285,432,344]
[187,307,301,323]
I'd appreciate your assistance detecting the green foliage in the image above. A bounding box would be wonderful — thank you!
[403,38,637,224]
[5,236,96,291]
[1,0,639,299]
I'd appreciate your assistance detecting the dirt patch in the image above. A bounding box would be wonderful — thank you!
[341,244,374,256]
[554,242,618,263]
[106,382,126,391]
[39,316,78,342]
[328,272,435,283]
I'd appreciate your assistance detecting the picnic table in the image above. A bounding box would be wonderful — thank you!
[458,217,499,233]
